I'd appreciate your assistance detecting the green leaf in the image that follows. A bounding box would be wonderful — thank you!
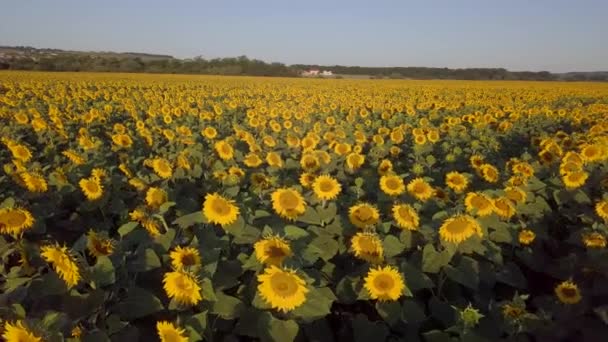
[116,287,163,320]
[0,197,15,208]
[352,314,389,342]
[131,248,161,272]
[444,256,479,290]
[429,297,456,328]
[3,277,31,293]
[422,330,452,342]
[317,202,337,224]
[401,299,427,324]
[376,301,401,325]
[117,221,139,237]
[383,235,405,258]
[401,262,434,291]
[259,313,299,342]
[291,287,336,322]
[303,236,339,262]
[90,256,115,287]
[496,262,527,289]
[298,207,322,226]
[284,225,309,240]
[211,292,244,320]
[200,278,217,302]
[422,244,453,274]
[173,211,206,229]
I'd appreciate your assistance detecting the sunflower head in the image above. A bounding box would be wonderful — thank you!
[479,164,499,183]
[391,203,419,231]
[377,159,393,176]
[380,174,405,196]
[351,232,384,263]
[152,158,173,179]
[312,175,342,201]
[582,232,606,248]
[555,280,582,305]
[162,270,202,306]
[439,215,483,244]
[170,246,202,270]
[348,203,380,229]
[254,235,292,266]
[518,229,536,245]
[299,172,316,188]
[407,178,434,201]
[146,187,168,208]
[493,197,516,219]
[562,171,588,189]
[40,244,81,288]
[202,193,240,227]
[79,177,103,201]
[0,207,35,237]
[445,171,468,193]
[595,200,608,221]
[364,265,406,301]
[1,320,42,342]
[271,188,307,220]
[346,153,365,170]
[464,192,494,217]
[156,321,188,342]
[86,230,115,257]
[257,265,309,312]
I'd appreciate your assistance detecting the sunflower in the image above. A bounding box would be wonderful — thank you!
[493,197,516,219]
[377,159,393,176]
[1,320,41,342]
[21,172,48,192]
[0,207,35,237]
[9,144,32,162]
[79,177,103,201]
[156,321,188,342]
[379,174,405,196]
[470,155,485,169]
[86,230,115,257]
[504,187,527,204]
[152,158,173,179]
[580,143,602,163]
[266,152,283,168]
[346,153,365,170]
[170,246,201,270]
[128,178,147,191]
[312,175,342,201]
[348,203,380,229]
[562,171,588,189]
[254,235,292,266]
[244,153,263,167]
[146,187,168,208]
[392,204,419,230]
[202,127,218,139]
[479,164,499,183]
[257,265,308,312]
[582,232,606,248]
[559,161,582,176]
[439,215,483,244]
[163,270,202,306]
[202,193,240,227]
[299,172,316,188]
[518,229,536,245]
[300,153,320,172]
[595,199,608,221]
[407,178,434,201]
[502,303,526,320]
[351,232,384,263]
[555,280,582,304]
[464,192,494,217]
[62,149,85,165]
[445,171,468,193]
[40,245,81,288]
[364,265,405,301]
[271,188,307,220]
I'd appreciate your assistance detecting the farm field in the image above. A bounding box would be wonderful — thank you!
[1,71,608,341]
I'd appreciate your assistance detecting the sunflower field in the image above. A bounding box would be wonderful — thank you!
[1,71,608,342]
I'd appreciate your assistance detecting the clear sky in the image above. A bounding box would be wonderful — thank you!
[1,0,607,72]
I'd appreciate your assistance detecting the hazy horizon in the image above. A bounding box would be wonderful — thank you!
[2,0,607,73]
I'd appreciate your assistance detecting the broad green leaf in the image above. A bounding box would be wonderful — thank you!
[116,287,164,320]
[118,221,139,237]
[291,287,336,322]
[352,314,389,342]
[376,301,401,325]
[444,256,479,290]
[284,225,309,240]
[90,256,115,287]
[173,211,206,229]
[131,248,161,272]
[259,313,299,342]
[401,299,427,324]
[298,207,322,226]
[383,235,405,258]
[211,292,244,320]
[422,244,453,274]
[496,262,527,289]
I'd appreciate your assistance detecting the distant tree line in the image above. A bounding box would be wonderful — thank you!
[1,50,606,81]
[0,54,298,77]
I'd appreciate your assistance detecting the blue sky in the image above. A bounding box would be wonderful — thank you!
[1,0,607,72]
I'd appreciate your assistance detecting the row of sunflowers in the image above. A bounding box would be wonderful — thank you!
[1,71,608,341]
